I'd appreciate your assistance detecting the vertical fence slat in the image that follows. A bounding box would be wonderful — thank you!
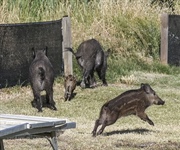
[160,13,168,65]
[62,16,73,76]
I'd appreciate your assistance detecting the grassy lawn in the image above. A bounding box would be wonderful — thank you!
[1,0,180,149]
[1,71,180,150]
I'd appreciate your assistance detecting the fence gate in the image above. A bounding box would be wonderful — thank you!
[0,16,72,88]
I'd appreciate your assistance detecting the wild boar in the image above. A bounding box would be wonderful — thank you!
[92,83,165,136]
[64,74,77,101]
[29,47,57,112]
[66,38,110,88]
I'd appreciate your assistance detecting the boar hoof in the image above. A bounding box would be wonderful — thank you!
[90,85,95,88]
[51,105,57,111]
[64,97,68,101]
[80,82,86,89]
[92,133,96,137]
[102,83,108,86]
[97,130,103,135]
[31,100,37,108]
[149,121,154,126]
[38,109,43,112]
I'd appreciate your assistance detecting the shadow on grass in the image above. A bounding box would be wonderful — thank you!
[105,128,152,136]
[114,140,180,149]
[31,95,57,110]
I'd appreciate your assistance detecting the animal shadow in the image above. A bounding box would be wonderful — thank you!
[105,128,152,136]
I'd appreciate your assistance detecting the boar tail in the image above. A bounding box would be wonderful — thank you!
[99,102,110,116]
[38,67,45,80]
[65,47,76,56]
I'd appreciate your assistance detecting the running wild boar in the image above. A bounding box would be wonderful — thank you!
[64,74,77,101]
[66,38,110,88]
[29,47,57,112]
[92,83,165,136]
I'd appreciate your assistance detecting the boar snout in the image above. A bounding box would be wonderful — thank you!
[154,96,165,105]
[157,99,165,105]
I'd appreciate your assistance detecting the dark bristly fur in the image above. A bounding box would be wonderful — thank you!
[66,38,110,88]
[64,74,77,101]
[92,83,165,137]
[29,47,57,112]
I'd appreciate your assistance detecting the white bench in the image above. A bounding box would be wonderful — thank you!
[0,114,76,150]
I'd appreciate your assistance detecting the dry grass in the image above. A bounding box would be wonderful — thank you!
[1,71,180,150]
[0,1,180,149]
[0,0,177,59]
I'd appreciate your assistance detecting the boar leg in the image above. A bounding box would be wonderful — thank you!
[31,100,37,108]
[92,116,108,137]
[92,119,101,137]
[64,86,72,101]
[81,70,88,88]
[64,87,70,101]
[96,67,107,86]
[92,107,119,136]
[64,91,68,101]
[37,97,42,112]
[92,119,108,136]
[96,121,107,135]
[89,72,96,88]
[97,114,119,135]
[67,87,72,101]
[46,88,57,111]
[33,89,42,112]
[80,78,86,88]
[81,67,93,88]
[137,112,154,126]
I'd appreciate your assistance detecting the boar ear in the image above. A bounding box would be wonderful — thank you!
[32,47,36,58]
[141,83,151,94]
[44,46,48,56]
[64,75,68,81]
[105,49,110,57]
[73,75,77,81]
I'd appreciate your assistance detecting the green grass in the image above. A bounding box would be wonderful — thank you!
[1,72,180,150]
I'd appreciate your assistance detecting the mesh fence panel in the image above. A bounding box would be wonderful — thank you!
[0,19,63,88]
[168,15,180,66]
